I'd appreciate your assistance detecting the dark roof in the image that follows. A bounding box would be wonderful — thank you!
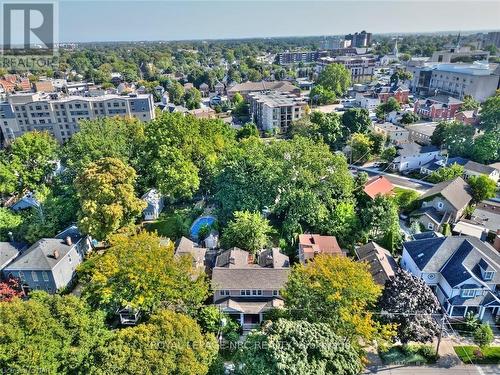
[410,206,444,224]
[440,240,474,287]
[411,231,443,240]
[355,242,398,285]
[258,248,290,269]
[449,291,500,307]
[215,248,250,268]
[418,177,472,211]
[211,268,290,290]
[0,242,26,269]
[403,237,447,270]
[396,142,439,157]
[464,161,497,175]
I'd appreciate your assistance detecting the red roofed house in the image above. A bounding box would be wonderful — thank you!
[0,75,31,93]
[363,176,395,199]
[298,234,343,264]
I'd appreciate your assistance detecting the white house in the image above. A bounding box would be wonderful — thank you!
[141,189,164,221]
[390,142,442,172]
[372,122,409,145]
[401,235,500,321]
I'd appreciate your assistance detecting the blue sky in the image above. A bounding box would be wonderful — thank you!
[58,1,500,42]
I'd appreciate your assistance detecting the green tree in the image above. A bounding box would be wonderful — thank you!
[184,87,202,109]
[390,69,412,84]
[168,81,186,105]
[376,98,401,119]
[479,92,500,132]
[430,121,475,157]
[310,84,336,105]
[0,208,22,241]
[473,324,494,348]
[428,163,464,183]
[368,132,386,156]
[400,112,420,124]
[234,319,363,375]
[349,133,373,165]
[381,146,397,163]
[468,175,497,203]
[283,255,384,344]
[470,131,500,164]
[341,108,371,139]
[80,231,209,316]
[0,157,17,196]
[8,131,59,192]
[75,157,146,240]
[317,63,351,97]
[92,309,218,375]
[461,95,480,111]
[394,188,420,213]
[237,123,259,140]
[0,292,109,374]
[221,210,274,253]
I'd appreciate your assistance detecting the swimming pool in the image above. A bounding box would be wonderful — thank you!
[190,216,216,239]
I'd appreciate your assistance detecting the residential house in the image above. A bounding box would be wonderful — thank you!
[188,107,216,119]
[410,177,472,231]
[0,242,26,270]
[390,142,441,172]
[374,83,409,104]
[455,110,479,126]
[211,248,290,330]
[463,161,499,184]
[199,83,210,97]
[214,82,225,95]
[355,242,398,285]
[420,156,469,175]
[406,122,439,145]
[414,95,463,121]
[298,234,343,264]
[363,176,395,200]
[401,236,500,321]
[227,81,300,101]
[452,220,488,240]
[9,192,40,212]
[175,236,206,272]
[2,226,92,293]
[141,189,164,221]
[471,201,500,237]
[372,122,409,145]
[0,75,31,93]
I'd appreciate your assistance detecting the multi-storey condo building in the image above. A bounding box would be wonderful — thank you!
[317,55,376,83]
[248,91,307,134]
[407,62,500,102]
[345,30,372,48]
[0,92,155,144]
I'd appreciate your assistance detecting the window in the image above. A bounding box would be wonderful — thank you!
[461,289,475,298]
[427,223,434,230]
[273,290,279,296]
[32,271,38,282]
[19,271,25,281]
[240,290,245,296]
[484,271,494,281]
[42,271,49,282]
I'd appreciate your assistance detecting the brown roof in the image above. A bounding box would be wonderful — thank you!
[298,234,342,256]
[355,242,398,285]
[419,176,472,211]
[363,176,395,199]
[211,268,290,290]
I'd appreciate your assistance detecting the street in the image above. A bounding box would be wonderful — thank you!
[363,365,499,375]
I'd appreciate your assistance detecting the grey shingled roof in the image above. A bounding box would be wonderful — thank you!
[211,268,290,290]
[396,142,439,157]
[355,242,398,285]
[258,248,290,268]
[464,161,496,175]
[0,242,26,269]
[215,248,250,268]
[418,177,472,211]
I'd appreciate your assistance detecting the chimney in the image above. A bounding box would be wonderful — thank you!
[52,250,59,259]
[7,231,13,242]
[65,236,72,246]
[265,254,274,267]
[493,230,500,252]
[229,257,235,265]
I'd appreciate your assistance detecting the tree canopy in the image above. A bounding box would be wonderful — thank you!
[468,175,497,203]
[221,210,274,253]
[316,63,351,97]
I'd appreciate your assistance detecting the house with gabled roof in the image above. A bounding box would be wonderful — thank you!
[211,247,290,330]
[174,236,206,272]
[390,142,442,172]
[410,177,472,232]
[401,235,500,321]
[355,242,398,285]
[363,176,395,200]
[297,234,343,264]
[1,226,92,293]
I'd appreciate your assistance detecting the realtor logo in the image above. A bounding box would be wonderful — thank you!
[3,2,55,51]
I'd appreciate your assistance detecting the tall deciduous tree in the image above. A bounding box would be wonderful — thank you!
[379,269,440,344]
[349,133,373,165]
[470,131,500,164]
[80,231,209,315]
[283,255,384,344]
[376,98,400,119]
[317,63,351,97]
[468,175,497,203]
[221,210,274,253]
[428,163,464,183]
[91,309,218,375]
[234,319,363,375]
[341,108,371,139]
[479,92,500,132]
[75,157,146,240]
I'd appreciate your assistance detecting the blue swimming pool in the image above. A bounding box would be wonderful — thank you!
[190,216,216,239]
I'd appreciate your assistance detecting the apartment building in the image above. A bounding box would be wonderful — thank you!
[408,62,500,102]
[248,91,307,134]
[317,55,376,83]
[344,30,372,48]
[0,92,155,143]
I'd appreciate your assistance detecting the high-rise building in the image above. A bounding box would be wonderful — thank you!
[484,31,500,48]
[344,30,372,48]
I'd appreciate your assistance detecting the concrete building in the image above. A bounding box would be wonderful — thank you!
[407,62,500,102]
[406,122,438,145]
[345,30,372,48]
[227,81,300,100]
[317,55,376,83]
[430,47,490,64]
[372,122,409,145]
[484,31,500,48]
[0,92,155,144]
[248,91,307,134]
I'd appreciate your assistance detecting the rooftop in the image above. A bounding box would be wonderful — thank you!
[419,177,472,211]
[363,176,394,199]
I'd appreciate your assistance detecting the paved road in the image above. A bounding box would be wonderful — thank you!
[352,166,434,194]
[363,365,499,375]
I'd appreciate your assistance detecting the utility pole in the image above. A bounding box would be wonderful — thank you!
[435,315,446,357]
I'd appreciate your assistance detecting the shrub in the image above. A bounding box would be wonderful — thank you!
[473,324,494,348]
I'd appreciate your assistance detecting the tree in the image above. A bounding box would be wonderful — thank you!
[470,131,500,164]
[0,277,24,302]
[184,87,202,109]
[0,292,109,373]
[461,95,480,111]
[376,98,401,119]
[473,324,494,348]
[197,305,240,342]
[8,131,59,192]
[0,157,17,196]
[221,211,274,254]
[75,157,146,240]
[349,133,373,165]
[316,63,351,97]
[394,188,420,213]
[289,111,344,150]
[431,121,475,157]
[283,255,383,344]
[310,84,336,105]
[237,123,259,140]
[368,132,386,156]
[379,269,440,344]
[80,231,209,316]
[0,208,22,241]
[479,92,500,132]
[234,319,363,375]
[428,163,464,183]
[400,111,420,125]
[390,69,412,84]
[468,175,497,203]
[168,81,186,105]
[381,146,397,163]
[91,309,218,375]
[341,108,371,139]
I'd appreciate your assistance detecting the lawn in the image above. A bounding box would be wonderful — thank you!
[144,207,200,239]
[454,346,500,364]
[379,345,437,365]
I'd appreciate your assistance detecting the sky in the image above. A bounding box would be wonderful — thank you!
[56,0,500,42]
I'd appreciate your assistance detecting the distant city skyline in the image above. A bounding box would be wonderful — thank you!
[57,1,500,43]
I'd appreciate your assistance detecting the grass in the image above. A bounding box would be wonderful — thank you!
[144,206,201,239]
[454,346,500,364]
[379,345,437,365]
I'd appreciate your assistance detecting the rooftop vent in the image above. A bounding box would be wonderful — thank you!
[65,236,72,246]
